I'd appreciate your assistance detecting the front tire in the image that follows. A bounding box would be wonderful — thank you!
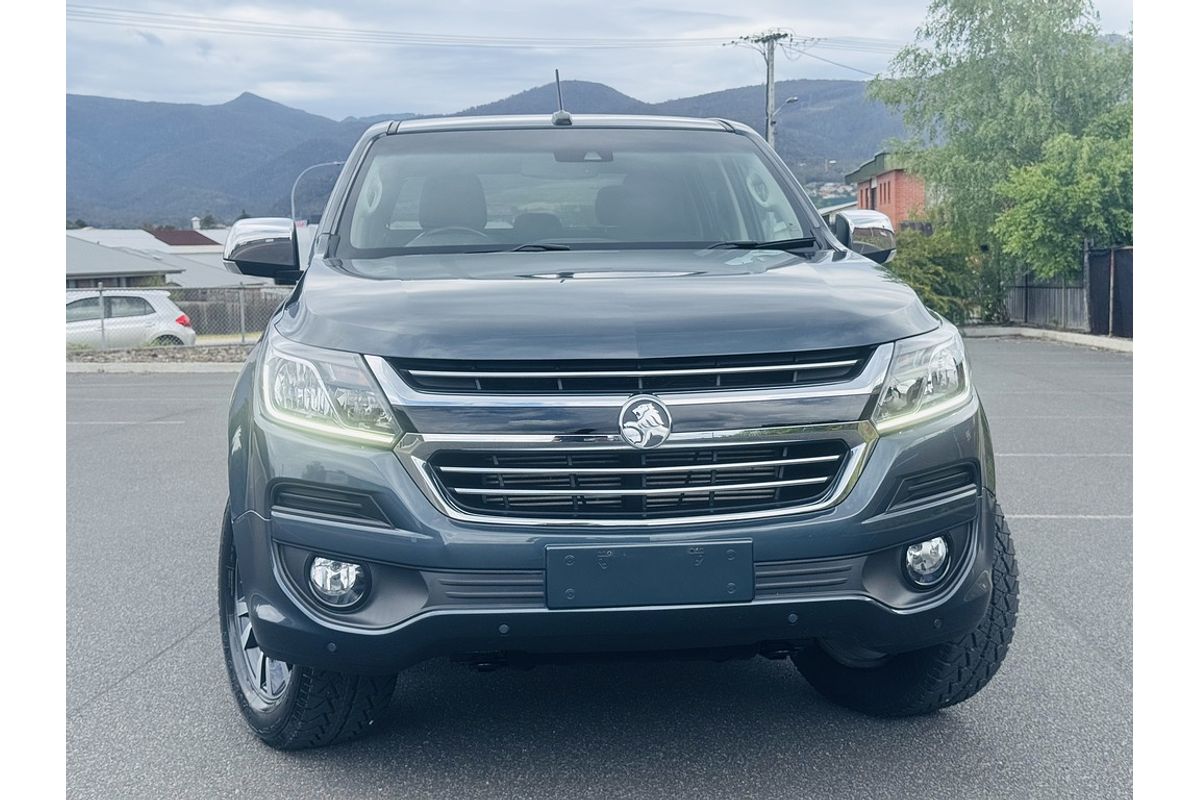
[793,501,1019,717]
[218,505,397,749]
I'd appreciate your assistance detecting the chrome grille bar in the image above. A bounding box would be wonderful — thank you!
[382,346,879,397]
[449,476,830,497]
[437,454,841,476]
[407,360,859,380]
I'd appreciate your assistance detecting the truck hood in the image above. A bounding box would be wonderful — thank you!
[275,249,939,360]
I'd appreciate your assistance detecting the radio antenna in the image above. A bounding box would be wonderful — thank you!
[551,69,572,126]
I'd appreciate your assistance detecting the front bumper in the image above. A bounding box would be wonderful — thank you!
[235,506,994,674]
[228,363,997,673]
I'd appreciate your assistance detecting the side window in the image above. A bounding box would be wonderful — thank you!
[66,297,101,322]
[107,296,155,318]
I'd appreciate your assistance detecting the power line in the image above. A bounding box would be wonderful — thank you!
[794,49,879,77]
[65,5,903,56]
[65,5,730,49]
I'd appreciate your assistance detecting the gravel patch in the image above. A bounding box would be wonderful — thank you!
[67,344,254,363]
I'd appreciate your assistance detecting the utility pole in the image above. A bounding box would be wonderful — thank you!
[763,32,790,147]
[728,30,819,149]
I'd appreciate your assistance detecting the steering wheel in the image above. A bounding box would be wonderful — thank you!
[407,226,493,246]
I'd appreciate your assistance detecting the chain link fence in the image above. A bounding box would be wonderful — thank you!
[66,285,291,351]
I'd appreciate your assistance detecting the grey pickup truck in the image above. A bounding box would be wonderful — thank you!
[218,112,1018,749]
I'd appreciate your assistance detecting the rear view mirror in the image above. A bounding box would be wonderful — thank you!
[833,209,896,265]
[223,218,301,285]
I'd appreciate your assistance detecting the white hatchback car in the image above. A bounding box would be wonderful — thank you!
[66,290,197,348]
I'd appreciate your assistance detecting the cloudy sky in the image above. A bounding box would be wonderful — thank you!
[66,1,1134,119]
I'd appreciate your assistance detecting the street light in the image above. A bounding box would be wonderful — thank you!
[290,160,344,223]
[770,96,799,123]
[767,97,799,149]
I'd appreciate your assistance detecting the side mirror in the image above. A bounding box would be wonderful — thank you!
[223,218,301,284]
[833,209,896,265]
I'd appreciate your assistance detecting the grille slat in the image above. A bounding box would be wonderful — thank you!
[448,476,830,497]
[889,464,978,511]
[271,483,392,526]
[754,560,857,596]
[407,360,859,379]
[424,570,546,607]
[437,454,840,476]
[392,347,872,395]
[429,441,849,521]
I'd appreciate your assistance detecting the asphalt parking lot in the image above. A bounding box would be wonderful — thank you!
[65,337,1132,799]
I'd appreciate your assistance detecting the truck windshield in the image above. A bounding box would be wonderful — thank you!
[337,126,815,258]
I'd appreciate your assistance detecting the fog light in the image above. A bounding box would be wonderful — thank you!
[309,557,368,608]
[904,536,950,587]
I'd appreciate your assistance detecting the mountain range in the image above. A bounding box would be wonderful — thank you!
[66,79,905,227]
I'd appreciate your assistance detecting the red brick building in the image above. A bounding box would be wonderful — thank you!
[845,151,926,227]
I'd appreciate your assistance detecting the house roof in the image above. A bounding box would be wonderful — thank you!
[844,151,908,184]
[67,227,227,252]
[67,228,163,250]
[66,236,182,279]
[148,229,218,246]
[117,249,270,287]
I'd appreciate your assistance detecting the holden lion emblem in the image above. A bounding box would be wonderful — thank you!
[619,395,672,449]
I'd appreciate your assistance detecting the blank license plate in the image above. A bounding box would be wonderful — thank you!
[545,540,754,609]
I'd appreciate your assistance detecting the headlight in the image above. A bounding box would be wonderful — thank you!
[873,325,971,433]
[259,331,400,445]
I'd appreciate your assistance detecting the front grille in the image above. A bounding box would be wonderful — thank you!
[427,441,850,521]
[390,346,872,395]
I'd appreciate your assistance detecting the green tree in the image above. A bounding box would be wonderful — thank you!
[992,103,1131,278]
[886,227,984,324]
[200,213,220,228]
[871,0,1130,234]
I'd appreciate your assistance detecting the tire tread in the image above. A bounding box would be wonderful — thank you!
[793,501,1019,717]
[261,669,397,750]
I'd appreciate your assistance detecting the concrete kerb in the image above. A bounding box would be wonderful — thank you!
[962,326,1132,353]
[67,362,245,373]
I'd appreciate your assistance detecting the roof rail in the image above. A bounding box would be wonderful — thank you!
[711,118,738,133]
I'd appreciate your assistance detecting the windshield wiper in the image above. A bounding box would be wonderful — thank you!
[510,242,572,252]
[706,236,819,253]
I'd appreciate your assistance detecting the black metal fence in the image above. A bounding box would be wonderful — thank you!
[1002,247,1132,338]
[1087,247,1133,338]
[1004,273,1090,332]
